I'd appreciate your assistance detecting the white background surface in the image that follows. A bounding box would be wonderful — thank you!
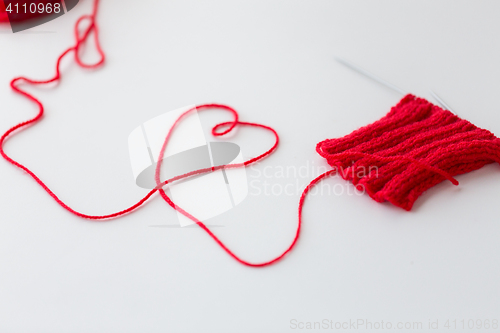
[1,1,500,332]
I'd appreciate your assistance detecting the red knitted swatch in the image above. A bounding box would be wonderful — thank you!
[317,94,500,211]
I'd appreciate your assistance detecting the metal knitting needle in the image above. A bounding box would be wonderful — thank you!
[429,90,456,115]
[334,56,407,95]
[334,57,457,114]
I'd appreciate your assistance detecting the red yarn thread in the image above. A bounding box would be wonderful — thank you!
[0,0,9,23]
[0,0,7,23]
[0,0,310,267]
[0,0,55,23]
[317,94,500,210]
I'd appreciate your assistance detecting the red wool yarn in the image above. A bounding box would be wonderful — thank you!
[0,0,54,23]
[0,1,8,23]
[317,94,500,210]
[0,0,299,267]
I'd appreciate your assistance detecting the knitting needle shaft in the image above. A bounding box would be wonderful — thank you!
[334,57,407,95]
[335,57,458,115]
[429,90,456,114]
